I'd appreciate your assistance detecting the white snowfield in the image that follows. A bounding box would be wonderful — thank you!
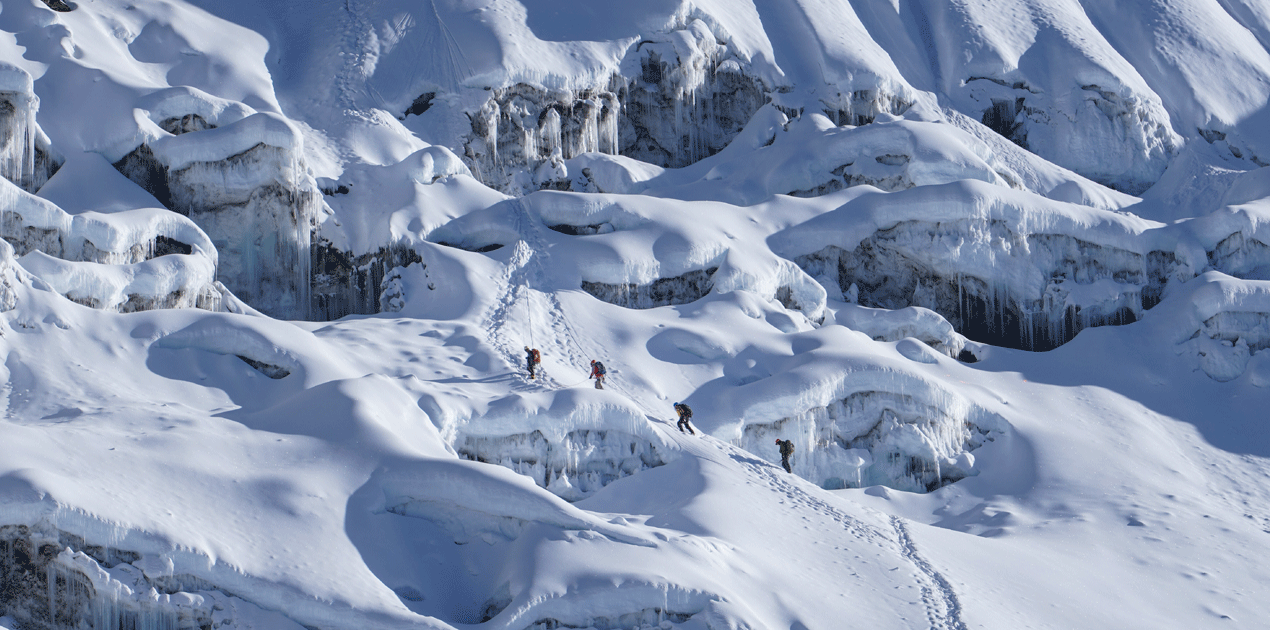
[0,1,1269,630]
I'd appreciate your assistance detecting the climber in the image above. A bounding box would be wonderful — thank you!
[589,359,606,389]
[673,402,695,435]
[524,346,541,379]
[775,438,794,473]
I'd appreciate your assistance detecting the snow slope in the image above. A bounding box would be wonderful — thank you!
[1,1,1270,630]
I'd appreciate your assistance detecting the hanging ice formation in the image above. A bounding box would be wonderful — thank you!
[737,386,1003,493]
[456,429,670,502]
[795,220,1178,351]
[0,65,61,194]
[113,113,324,320]
[456,20,768,194]
[580,267,720,310]
[0,525,240,630]
[310,240,423,320]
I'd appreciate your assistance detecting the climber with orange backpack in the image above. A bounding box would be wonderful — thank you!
[589,360,606,389]
[525,346,541,379]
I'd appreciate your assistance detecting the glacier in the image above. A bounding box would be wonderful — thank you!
[0,1,1269,629]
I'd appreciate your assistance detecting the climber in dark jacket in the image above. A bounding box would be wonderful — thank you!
[589,360,606,389]
[524,346,541,379]
[775,439,794,473]
[673,402,695,435]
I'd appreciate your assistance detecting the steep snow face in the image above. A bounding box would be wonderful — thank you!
[114,113,323,320]
[908,0,1183,193]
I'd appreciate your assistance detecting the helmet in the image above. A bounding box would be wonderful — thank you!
[524,346,530,351]
[590,360,596,364]
[774,439,780,444]
[673,402,680,406]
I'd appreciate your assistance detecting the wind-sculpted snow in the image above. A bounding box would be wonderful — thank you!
[429,191,827,322]
[4,1,1270,629]
[830,304,971,360]
[0,178,221,313]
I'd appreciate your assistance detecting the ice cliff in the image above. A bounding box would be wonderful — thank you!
[112,111,323,320]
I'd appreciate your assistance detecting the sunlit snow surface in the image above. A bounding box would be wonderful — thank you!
[1,1,1270,630]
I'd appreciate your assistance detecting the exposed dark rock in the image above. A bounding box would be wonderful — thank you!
[581,267,718,309]
[154,235,193,257]
[237,355,291,379]
[159,114,214,135]
[982,98,1029,150]
[311,239,423,320]
[113,144,173,209]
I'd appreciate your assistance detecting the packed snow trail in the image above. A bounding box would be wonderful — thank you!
[892,516,970,630]
[477,199,612,393]
[479,200,678,422]
[664,426,971,630]
[477,200,972,627]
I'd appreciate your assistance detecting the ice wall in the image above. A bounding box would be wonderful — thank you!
[580,267,719,310]
[311,240,423,321]
[737,388,998,493]
[619,19,768,169]
[0,65,60,194]
[0,524,304,630]
[774,182,1180,351]
[457,19,767,194]
[457,428,670,502]
[114,113,324,320]
[464,82,623,194]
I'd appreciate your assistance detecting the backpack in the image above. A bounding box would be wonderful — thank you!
[678,404,692,418]
[594,361,606,375]
[530,349,540,363]
[779,440,794,456]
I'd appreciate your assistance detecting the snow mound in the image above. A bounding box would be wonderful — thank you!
[431,192,827,322]
[830,303,969,360]
[1147,271,1270,382]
